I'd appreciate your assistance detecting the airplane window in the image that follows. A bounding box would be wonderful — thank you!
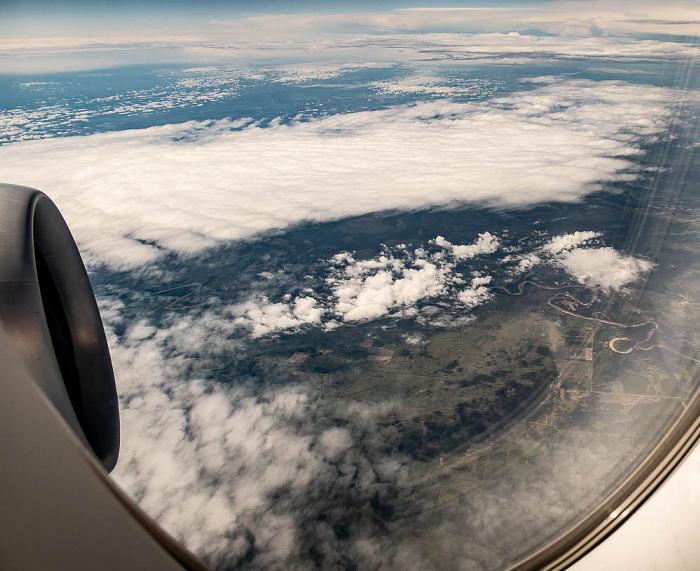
[1,1,698,569]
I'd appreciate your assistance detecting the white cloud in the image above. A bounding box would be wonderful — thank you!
[433,232,500,260]
[0,68,246,145]
[104,290,664,570]
[327,234,503,322]
[227,234,506,336]
[504,231,653,290]
[370,75,457,96]
[231,296,323,338]
[556,246,654,290]
[458,275,494,308]
[542,231,601,253]
[503,230,653,291]
[2,2,699,73]
[269,62,392,83]
[403,333,426,345]
[515,252,542,273]
[368,74,502,98]
[0,79,680,270]
[331,259,450,322]
[106,306,417,568]
[383,31,700,62]
[317,427,353,460]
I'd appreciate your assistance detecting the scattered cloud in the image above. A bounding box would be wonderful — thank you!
[269,62,392,83]
[106,307,419,569]
[328,253,451,322]
[0,67,245,145]
[542,231,601,254]
[514,252,542,274]
[231,296,323,338]
[458,275,494,308]
[229,233,504,336]
[433,232,500,260]
[369,74,505,98]
[225,225,652,339]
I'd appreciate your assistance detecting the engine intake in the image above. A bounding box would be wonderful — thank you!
[0,184,119,472]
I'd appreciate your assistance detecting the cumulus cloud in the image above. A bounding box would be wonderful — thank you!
[458,275,494,308]
[556,246,654,291]
[536,231,653,290]
[325,236,499,322]
[542,231,601,254]
[231,296,323,338]
[330,256,450,322]
[433,232,500,260]
[506,231,653,290]
[228,233,505,336]
[515,252,542,274]
[190,225,654,339]
[0,79,680,269]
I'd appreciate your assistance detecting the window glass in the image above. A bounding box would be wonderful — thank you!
[1,2,698,569]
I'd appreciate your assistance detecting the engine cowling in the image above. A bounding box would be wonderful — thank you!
[0,183,119,472]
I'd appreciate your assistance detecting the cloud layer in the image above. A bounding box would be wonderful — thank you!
[0,78,679,269]
[2,1,699,73]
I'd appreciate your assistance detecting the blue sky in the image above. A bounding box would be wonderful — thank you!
[0,0,545,33]
[2,0,540,17]
[3,0,698,42]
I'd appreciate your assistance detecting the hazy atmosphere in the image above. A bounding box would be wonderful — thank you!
[2,1,699,569]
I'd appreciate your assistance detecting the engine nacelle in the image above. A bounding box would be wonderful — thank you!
[0,183,119,472]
